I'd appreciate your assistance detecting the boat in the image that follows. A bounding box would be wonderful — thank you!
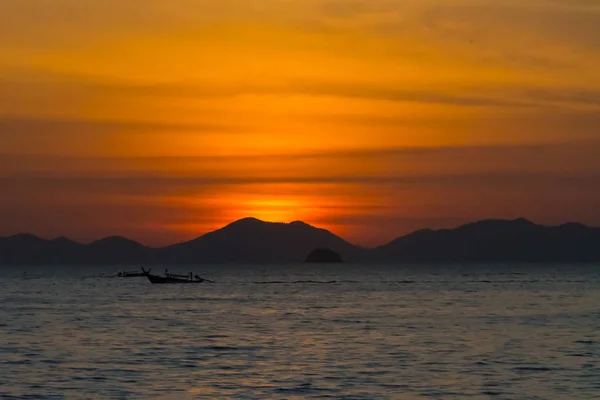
[146,269,214,284]
[118,268,151,277]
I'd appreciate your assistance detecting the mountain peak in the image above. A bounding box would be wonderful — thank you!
[50,236,80,245]
[225,218,316,229]
[89,236,143,247]
[289,220,312,227]
[227,217,266,227]
[163,216,357,263]
[458,218,538,231]
[558,222,589,230]
[512,217,536,225]
[7,233,45,242]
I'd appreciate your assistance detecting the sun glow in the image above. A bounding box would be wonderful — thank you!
[233,196,308,224]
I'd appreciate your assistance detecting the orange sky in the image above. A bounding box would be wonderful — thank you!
[1,0,600,246]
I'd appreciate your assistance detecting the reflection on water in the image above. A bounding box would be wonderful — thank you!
[1,264,599,399]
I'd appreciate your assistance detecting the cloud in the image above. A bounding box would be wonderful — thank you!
[3,141,600,189]
[3,138,600,176]
[99,80,600,109]
[0,116,239,156]
[7,67,600,111]
[0,116,234,136]
[5,171,600,187]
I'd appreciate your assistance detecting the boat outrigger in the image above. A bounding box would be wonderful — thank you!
[118,268,151,278]
[146,269,214,284]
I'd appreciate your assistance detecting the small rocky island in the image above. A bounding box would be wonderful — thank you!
[305,248,343,263]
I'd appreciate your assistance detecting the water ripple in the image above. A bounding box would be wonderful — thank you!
[1,264,599,398]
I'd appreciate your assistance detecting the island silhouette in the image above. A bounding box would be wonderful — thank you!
[305,248,343,263]
[1,217,599,265]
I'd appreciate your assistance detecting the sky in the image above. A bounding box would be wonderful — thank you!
[1,0,599,247]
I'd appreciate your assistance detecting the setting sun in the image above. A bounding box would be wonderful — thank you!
[236,198,305,223]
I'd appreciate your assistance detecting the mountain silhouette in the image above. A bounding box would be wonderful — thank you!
[158,218,359,264]
[374,218,600,263]
[87,236,154,264]
[0,234,87,264]
[0,217,599,265]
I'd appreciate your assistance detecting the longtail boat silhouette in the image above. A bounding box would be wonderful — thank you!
[147,269,214,284]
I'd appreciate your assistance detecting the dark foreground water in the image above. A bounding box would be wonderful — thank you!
[1,264,599,399]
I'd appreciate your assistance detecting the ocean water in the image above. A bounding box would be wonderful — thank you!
[0,264,599,399]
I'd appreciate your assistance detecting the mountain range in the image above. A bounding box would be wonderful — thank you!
[1,217,599,265]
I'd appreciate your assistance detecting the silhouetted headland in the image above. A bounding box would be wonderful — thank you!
[1,217,599,265]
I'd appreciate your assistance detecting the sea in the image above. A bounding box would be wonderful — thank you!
[0,264,599,399]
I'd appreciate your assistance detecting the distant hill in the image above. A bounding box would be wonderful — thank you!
[373,218,600,263]
[87,236,154,264]
[1,217,599,265]
[0,234,86,265]
[0,233,152,265]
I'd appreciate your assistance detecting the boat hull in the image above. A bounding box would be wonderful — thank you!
[118,268,151,278]
[119,273,148,278]
[147,274,204,284]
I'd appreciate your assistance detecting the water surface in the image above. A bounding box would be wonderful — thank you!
[1,264,599,399]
